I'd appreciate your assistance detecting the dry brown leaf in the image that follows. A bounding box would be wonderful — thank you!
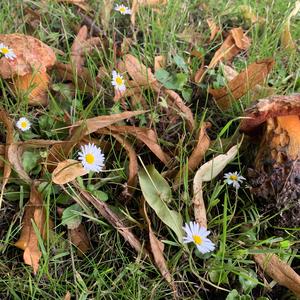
[74,184,149,256]
[52,159,88,184]
[209,58,275,110]
[280,1,300,51]
[100,0,114,32]
[13,71,50,106]
[193,146,238,227]
[208,28,251,69]
[222,64,239,81]
[98,128,138,196]
[15,185,49,274]
[174,123,210,187]
[7,143,32,184]
[56,0,90,11]
[154,55,166,72]
[47,110,145,170]
[64,291,71,300]
[254,253,300,297]
[71,25,88,72]
[177,26,202,45]
[124,54,195,131]
[0,110,14,208]
[131,0,168,25]
[207,18,220,42]
[142,200,177,295]
[107,125,171,165]
[68,224,91,256]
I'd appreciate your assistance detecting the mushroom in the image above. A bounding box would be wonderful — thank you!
[0,33,56,105]
[240,93,300,228]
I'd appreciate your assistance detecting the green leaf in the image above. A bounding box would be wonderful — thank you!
[226,290,240,300]
[61,204,82,229]
[155,69,171,83]
[138,165,183,242]
[239,269,258,294]
[173,54,189,73]
[182,88,192,102]
[90,189,109,201]
[22,150,41,173]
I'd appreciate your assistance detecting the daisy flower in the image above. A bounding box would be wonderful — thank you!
[16,117,31,132]
[0,43,16,60]
[115,4,132,15]
[78,143,105,172]
[111,70,126,92]
[183,221,215,254]
[224,171,245,189]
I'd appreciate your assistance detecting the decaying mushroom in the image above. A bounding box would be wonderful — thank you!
[0,34,56,105]
[240,94,300,228]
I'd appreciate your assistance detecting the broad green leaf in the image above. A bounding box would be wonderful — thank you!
[61,204,82,229]
[173,54,189,73]
[239,269,258,294]
[155,69,171,83]
[226,290,239,300]
[22,150,41,173]
[182,88,192,102]
[138,165,183,242]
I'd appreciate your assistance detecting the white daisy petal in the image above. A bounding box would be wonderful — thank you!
[16,117,31,132]
[115,4,132,15]
[223,171,245,189]
[0,43,16,60]
[182,221,215,254]
[78,143,105,173]
[111,70,126,92]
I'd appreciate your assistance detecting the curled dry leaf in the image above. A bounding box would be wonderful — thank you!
[208,28,251,69]
[0,110,14,208]
[280,1,300,51]
[209,58,275,110]
[254,252,300,297]
[68,224,91,256]
[71,25,88,72]
[107,125,171,165]
[193,145,238,227]
[142,200,177,295]
[124,54,195,131]
[74,184,149,257]
[0,33,56,106]
[47,110,144,169]
[174,122,210,187]
[98,128,138,197]
[15,185,50,274]
[207,18,220,42]
[52,159,88,184]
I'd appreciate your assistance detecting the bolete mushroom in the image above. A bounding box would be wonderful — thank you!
[240,93,300,228]
[0,33,56,105]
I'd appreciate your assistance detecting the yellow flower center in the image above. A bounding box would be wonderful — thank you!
[116,76,123,85]
[21,121,28,128]
[119,7,126,13]
[85,153,95,164]
[1,48,9,54]
[229,175,238,181]
[192,235,202,245]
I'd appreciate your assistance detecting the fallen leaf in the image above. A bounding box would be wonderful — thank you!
[0,110,14,208]
[154,55,166,72]
[142,200,177,294]
[193,145,238,227]
[222,64,239,81]
[100,0,114,33]
[177,26,202,45]
[107,125,171,165]
[98,128,138,197]
[68,224,91,256]
[174,122,210,187]
[71,25,88,72]
[72,184,149,257]
[15,185,49,274]
[7,143,32,184]
[207,18,220,42]
[0,33,56,105]
[47,110,144,169]
[139,165,183,242]
[209,58,274,110]
[52,159,88,184]
[131,0,168,25]
[208,28,251,69]
[281,1,300,51]
[64,291,71,300]
[254,252,300,297]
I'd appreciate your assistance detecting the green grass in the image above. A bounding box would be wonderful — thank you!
[0,0,299,299]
